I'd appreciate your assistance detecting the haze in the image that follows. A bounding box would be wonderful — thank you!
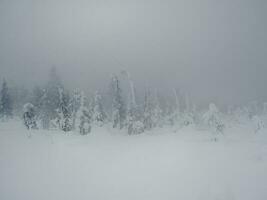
[0,0,267,106]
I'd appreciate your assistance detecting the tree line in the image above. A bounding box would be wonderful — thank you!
[0,67,266,135]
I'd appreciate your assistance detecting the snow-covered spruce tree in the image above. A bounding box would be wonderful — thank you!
[23,103,37,130]
[181,93,195,126]
[252,115,264,133]
[263,102,267,115]
[92,91,106,126]
[143,88,162,130]
[57,88,73,132]
[233,106,250,125]
[109,75,126,129]
[39,67,63,129]
[76,92,92,135]
[69,89,83,129]
[10,86,29,117]
[0,79,13,120]
[203,103,225,133]
[151,90,163,128]
[143,88,154,130]
[126,81,144,135]
[167,88,181,125]
[120,70,144,134]
[29,86,45,122]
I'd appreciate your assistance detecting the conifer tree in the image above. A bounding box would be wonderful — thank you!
[39,67,63,129]
[110,75,126,129]
[92,91,106,126]
[76,92,92,135]
[0,79,13,120]
[143,88,154,130]
[58,88,72,132]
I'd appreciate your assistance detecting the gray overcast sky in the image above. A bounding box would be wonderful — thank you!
[0,0,267,106]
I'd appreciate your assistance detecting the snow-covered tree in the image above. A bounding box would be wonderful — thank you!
[125,77,144,135]
[76,93,91,135]
[122,71,144,135]
[69,89,83,129]
[143,89,162,130]
[23,103,37,130]
[233,106,250,125]
[171,88,181,123]
[182,112,195,126]
[92,91,106,126]
[109,75,126,129]
[203,103,225,133]
[57,88,73,132]
[29,86,44,120]
[151,90,163,127]
[39,67,63,129]
[252,115,264,133]
[263,102,267,115]
[0,79,13,120]
[143,88,154,130]
[10,86,29,117]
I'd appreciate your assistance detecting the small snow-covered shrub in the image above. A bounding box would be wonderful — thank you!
[78,107,92,135]
[252,115,264,133]
[203,103,225,133]
[23,103,37,130]
[182,112,194,126]
[128,120,144,135]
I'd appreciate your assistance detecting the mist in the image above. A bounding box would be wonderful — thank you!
[0,0,267,106]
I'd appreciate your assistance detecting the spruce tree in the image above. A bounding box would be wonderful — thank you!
[58,88,72,132]
[92,91,106,126]
[0,79,13,120]
[143,88,154,130]
[39,67,63,129]
[110,75,125,129]
[76,92,92,134]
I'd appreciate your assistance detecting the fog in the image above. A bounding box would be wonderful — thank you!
[0,0,266,106]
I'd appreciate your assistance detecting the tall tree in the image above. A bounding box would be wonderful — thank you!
[0,79,13,120]
[110,74,126,129]
[39,67,63,129]
[76,92,92,134]
[143,88,154,130]
[126,83,144,134]
[57,88,72,132]
[92,91,106,126]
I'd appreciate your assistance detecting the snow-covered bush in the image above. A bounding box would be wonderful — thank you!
[232,107,250,125]
[78,107,92,135]
[203,103,225,133]
[23,103,37,130]
[128,120,144,135]
[252,115,264,133]
[182,112,194,127]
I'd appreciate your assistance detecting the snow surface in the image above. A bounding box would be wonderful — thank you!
[1,121,267,200]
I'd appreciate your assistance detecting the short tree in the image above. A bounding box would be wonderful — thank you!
[23,103,37,130]
[203,103,225,133]
[77,95,92,135]
[252,115,264,133]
